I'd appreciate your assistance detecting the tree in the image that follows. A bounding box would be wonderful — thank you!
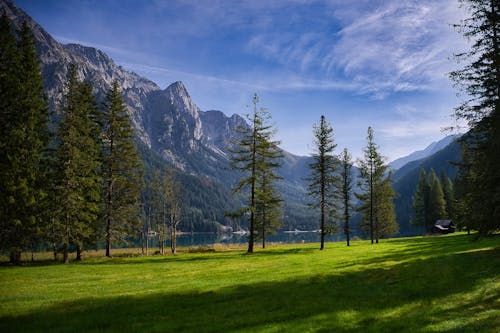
[101,80,142,257]
[307,115,339,250]
[450,0,500,235]
[163,170,183,255]
[0,17,50,264]
[255,132,283,249]
[440,172,455,221]
[356,127,397,243]
[427,169,447,227]
[230,94,282,253]
[53,66,102,263]
[411,169,430,233]
[339,148,353,246]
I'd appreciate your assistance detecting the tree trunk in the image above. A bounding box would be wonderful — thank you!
[63,243,69,264]
[171,226,177,254]
[76,245,82,261]
[52,243,58,261]
[9,249,21,265]
[320,168,325,250]
[140,230,144,256]
[370,162,374,244]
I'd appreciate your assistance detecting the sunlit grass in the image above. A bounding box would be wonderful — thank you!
[0,233,498,332]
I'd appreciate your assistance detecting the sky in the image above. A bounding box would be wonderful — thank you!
[16,0,470,161]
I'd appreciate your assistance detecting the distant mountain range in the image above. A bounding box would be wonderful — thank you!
[1,0,463,235]
[389,134,461,171]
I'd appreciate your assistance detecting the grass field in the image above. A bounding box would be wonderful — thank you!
[0,233,499,332]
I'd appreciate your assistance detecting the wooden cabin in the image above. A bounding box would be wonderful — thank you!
[433,220,456,234]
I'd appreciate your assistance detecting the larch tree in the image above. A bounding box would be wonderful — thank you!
[0,17,50,264]
[307,115,339,250]
[356,127,397,243]
[255,131,283,249]
[101,80,142,257]
[339,148,353,246]
[230,94,282,253]
[450,0,500,235]
[53,66,102,263]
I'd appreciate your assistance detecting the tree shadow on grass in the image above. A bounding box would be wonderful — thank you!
[1,248,498,333]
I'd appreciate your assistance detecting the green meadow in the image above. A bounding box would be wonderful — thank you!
[0,233,499,332]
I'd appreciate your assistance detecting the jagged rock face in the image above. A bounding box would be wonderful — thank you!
[1,0,159,147]
[0,0,247,175]
[200,111,247,157]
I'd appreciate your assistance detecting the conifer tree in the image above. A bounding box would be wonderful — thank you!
[308,115,339,250]
[411,169,430,232]
[450,0,500,235]
[427,169,447,227]
[0,16,49,264]
[53,66,102,263]
[255,139,283,248]
[440,172,455,221]
[356,127,397,243]
[101,80,142,257]
[230,94,281,253]
[339,148,353,246]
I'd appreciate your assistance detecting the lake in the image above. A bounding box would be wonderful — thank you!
[145,231,353,248]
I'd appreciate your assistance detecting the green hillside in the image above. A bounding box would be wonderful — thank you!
[1,233,498,332]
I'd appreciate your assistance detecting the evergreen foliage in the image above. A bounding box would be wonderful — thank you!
[411,169,430,232]
[339,148,353,246]
[450,0,500,235]
[52,66,102,263]
[307,115,339,250]
[356,127,398,243]
[230,94,282,253]
[101,81,142,257]
[0,15,49,264]
[427,170,447,230]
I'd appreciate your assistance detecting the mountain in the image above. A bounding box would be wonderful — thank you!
[389,134,461,171]
[1,0,312,231]
[392,139,462,235]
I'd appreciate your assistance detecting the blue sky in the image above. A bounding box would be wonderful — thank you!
[17,0,469,161]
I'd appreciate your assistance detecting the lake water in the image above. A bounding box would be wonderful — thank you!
[146,231,352,248]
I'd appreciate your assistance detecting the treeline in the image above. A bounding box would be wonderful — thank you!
[449,0,499,235]
[0,16,162,264]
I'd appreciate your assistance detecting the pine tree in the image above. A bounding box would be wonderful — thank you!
[230,94,281,253]
[53,66,102,263]
[411,169,430,233]
[101,80,142,257]
[356,127,397,243]
[450,0,500,235]
[0,16,49,264]
[427,169,447,228]
[307,115,339,250]
[339,148,353,246]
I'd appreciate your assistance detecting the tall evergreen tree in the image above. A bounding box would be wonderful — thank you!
[0,17,49,264]
[356,127,397,243]
[53,66,102,263]
[427,169,447,227]
[450,0,500,235]
[307,115,339,250]
[411,168,430,233]
[101,80,142,257]
[339,148,353,246]
[440,172,455,221]
[230,94,281,253]
[255,140,283,249]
